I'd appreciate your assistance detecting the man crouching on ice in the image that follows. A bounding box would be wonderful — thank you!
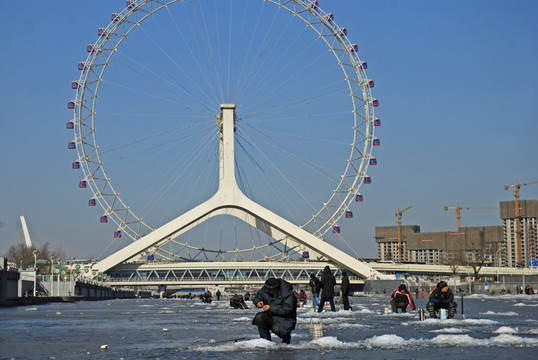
[252,278,297,344]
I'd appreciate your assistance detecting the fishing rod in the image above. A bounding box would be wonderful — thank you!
[210,337,248,344]
[461,294,465,319]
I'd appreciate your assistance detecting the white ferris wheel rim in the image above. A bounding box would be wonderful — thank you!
[70,0,376,258]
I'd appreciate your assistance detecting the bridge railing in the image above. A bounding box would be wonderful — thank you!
[107,274,364,284]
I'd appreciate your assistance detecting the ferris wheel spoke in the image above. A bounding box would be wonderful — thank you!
[71,0,376,260]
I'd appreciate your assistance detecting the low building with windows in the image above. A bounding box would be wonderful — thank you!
[375,225,503,266]
[375,199,538,268]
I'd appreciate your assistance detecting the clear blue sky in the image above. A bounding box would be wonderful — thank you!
[1,0,537,260]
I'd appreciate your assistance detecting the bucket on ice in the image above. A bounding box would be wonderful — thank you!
[440,308,447,320]
[309,319,323,340]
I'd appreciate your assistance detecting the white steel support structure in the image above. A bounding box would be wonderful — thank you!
[20,216,33,248]
[94,105,390,279]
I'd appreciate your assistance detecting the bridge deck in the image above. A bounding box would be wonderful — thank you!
[99,261,536,287]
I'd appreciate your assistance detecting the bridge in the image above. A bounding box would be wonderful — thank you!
[100,260,537,289]
[88,106,535,288]
[90,105,393,282]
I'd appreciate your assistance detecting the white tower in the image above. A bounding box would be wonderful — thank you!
[94,105,389,279]
[20,216,33,248]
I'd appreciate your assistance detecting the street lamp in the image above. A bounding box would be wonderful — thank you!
[50,257,55,296]
[56,259,61,296]
[32,250,38,296]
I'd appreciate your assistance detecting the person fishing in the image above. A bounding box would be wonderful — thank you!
[230,294,249,309]
[201,290,213,303]
[390,284,416,313]
[427,281,457,319]
[297,289,307,307]
[252,278,297,344]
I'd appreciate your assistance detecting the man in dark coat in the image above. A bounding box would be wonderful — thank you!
[317,265,337,312]
[340,271,351,310]
[252,278,297,344]
[427,281,457,319]
[309,273,321,308]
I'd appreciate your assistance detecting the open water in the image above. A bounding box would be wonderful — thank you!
[1,293,537,360]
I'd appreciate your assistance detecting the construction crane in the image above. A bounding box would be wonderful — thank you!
[504,180,538,265]
[396,205,413,262]
[443,205,498,231]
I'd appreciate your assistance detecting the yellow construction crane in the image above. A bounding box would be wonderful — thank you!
[443,205,498,231]
[396,205,413,262]
[504,180,538,265]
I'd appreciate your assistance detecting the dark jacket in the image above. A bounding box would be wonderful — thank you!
[309,274,321,294]
[230,294,248,309]
[319,266,336,298]
[341,275,350,296]
[391,289,416,310]
[252,279,297,333]
[429,286,454,305]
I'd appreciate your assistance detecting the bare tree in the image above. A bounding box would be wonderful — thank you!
[466,231,499,279]
[443,249,466,275]
[5,242,65,273]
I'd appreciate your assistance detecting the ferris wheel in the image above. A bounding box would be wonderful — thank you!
[67,0,380,262]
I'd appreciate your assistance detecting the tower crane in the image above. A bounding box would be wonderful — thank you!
[504,180,538,265]
[443,205,498,231]
[396,205,413,262]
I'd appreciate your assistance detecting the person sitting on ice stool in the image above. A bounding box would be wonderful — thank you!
[427,281,457,319]
[252,278,297,344]
[390,284,416,313]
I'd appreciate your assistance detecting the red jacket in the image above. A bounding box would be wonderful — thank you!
[391,289,416,310]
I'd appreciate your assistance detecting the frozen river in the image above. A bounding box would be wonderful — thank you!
[1,293,537,359]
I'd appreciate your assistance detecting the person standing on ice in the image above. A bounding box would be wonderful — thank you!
[252,278,297,344]
[390,284,416,313]
[317,265,337,312]
[309,273,321,308]
[427,281,457,319]
[340,271,352,310]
